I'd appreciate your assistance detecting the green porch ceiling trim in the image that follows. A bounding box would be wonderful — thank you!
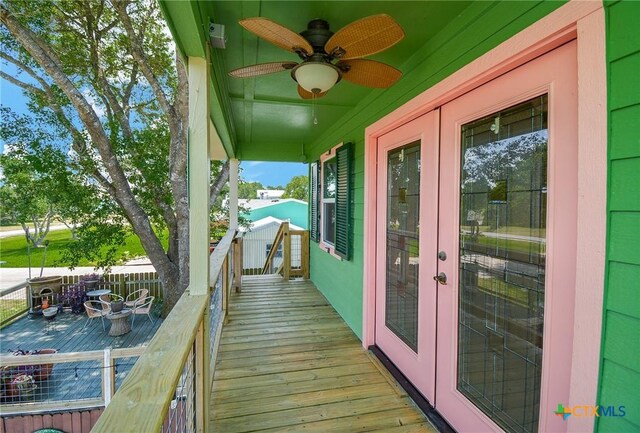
[158,0,206,58]
[596,1,640,432]
[160,0,237,158]
[310,0,564,339]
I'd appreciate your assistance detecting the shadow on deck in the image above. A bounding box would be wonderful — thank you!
[210,275,436,433]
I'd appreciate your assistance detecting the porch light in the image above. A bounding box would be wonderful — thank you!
[293,62,340,93]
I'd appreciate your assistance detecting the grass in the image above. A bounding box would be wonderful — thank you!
[477,277,529,308]
[0,228,155,268]
[0,298,28,325]
[461,234,544,256]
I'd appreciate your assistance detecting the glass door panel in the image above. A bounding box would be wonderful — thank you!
[457,95,548,433]
[385,142,421,351]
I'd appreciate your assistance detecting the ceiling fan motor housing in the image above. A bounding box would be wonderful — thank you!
[300,19,333,54]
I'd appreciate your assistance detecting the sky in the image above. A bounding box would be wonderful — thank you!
[240,161,307,188]
[0,73,308,186]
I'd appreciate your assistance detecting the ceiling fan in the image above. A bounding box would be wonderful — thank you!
[228,14,405,99]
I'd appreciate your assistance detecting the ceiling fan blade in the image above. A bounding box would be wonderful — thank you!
[229,62,298,78]
[240,18,313,55]
[338,59,402,88]
[297,86,327,100]
[325,14,404,60]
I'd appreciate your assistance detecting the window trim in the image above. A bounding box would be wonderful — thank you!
[319,143,344,260]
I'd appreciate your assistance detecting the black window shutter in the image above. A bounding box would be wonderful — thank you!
[335,143,352,259]
[310,161,320,242]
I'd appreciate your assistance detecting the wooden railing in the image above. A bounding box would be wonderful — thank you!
[0,346,145,415]
[91,229,238,433]
[260,222,310,280]
[0,273,163,330]
[0,282,29,327]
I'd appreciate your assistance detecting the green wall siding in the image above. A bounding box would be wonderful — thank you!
[244,201,308,229]
[308,1,564,339]
[597,1,640,432]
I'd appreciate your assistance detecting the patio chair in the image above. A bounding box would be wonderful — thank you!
[83,300,112,331]
[131,296,155,328]
[124,289,149,308]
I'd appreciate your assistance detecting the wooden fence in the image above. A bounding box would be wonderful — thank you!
[0,272,162,329]
[0,407,103,433]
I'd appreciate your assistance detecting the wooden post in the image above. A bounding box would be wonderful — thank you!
[222,255,229,316]
[195,319,207,433]
[103,348,113,406]
[301,231,310,279]
[282,222,291,280]
[229,159,239,230]
[233,237,243,293]
[188,56,211,296]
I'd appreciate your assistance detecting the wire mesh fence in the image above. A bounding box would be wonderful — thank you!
[161,343,196,433]
[0,347,145,414]
[0,283,29,327]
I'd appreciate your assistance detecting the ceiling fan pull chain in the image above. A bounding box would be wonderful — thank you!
[312,93,318,125]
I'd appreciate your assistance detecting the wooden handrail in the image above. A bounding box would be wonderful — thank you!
[92,228,237,433]
[0,281,28,297]
[91,292,208,433]
[0,346,147,416]
[261,222,287,274]
[0,347,146,367]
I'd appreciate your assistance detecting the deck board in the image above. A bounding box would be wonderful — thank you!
[210,277,436,432]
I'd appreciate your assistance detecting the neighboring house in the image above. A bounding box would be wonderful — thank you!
[240,198,308,230]
[239,216,303,273]
[136,2,639,433]
[256,189,284,199]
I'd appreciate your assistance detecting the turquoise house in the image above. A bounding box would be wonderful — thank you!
[241,198,308,230]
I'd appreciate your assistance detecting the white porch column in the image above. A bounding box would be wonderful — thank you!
[229,158,239,230]
[188,56,210,295]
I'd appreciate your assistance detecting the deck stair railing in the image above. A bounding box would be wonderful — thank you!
[260,222,310,280]
[0,346,145,415]
[91,229,238,433]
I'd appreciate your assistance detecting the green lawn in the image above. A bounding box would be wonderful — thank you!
[0,228,157,268]
[0,298,28,325]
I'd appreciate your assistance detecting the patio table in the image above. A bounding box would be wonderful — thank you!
[86,289,111,299]
[106,309,132,336]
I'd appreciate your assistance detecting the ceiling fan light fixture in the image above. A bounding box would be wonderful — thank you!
[293,62,340,93]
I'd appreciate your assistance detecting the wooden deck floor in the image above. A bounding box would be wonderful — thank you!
[0,305,162,403]
[210,276,436,433]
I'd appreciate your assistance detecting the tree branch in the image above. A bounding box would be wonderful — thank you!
[111,1,179,130]
[1,4,174,276]
[0,70,45,95]
[210,160,230,207]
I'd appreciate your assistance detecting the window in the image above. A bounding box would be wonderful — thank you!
[311,142,352,260]
[322,157,337,246]
[265,242,283,258]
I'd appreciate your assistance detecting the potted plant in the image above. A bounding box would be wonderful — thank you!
[6,348,58,381]
[11,374,36,396]
[79,273,103,290]
[60,284,87,314]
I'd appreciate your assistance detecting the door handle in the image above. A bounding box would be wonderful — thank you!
[433,272,447,285]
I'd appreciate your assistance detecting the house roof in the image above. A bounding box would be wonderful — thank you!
[240,216,304,233]
[240,198,307,211]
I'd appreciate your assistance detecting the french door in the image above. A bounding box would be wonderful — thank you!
[374,41,577,433]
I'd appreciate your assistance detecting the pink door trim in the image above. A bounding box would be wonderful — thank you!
[437,41,577,433]
[362,2,606,433]
[374,110,439,403]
